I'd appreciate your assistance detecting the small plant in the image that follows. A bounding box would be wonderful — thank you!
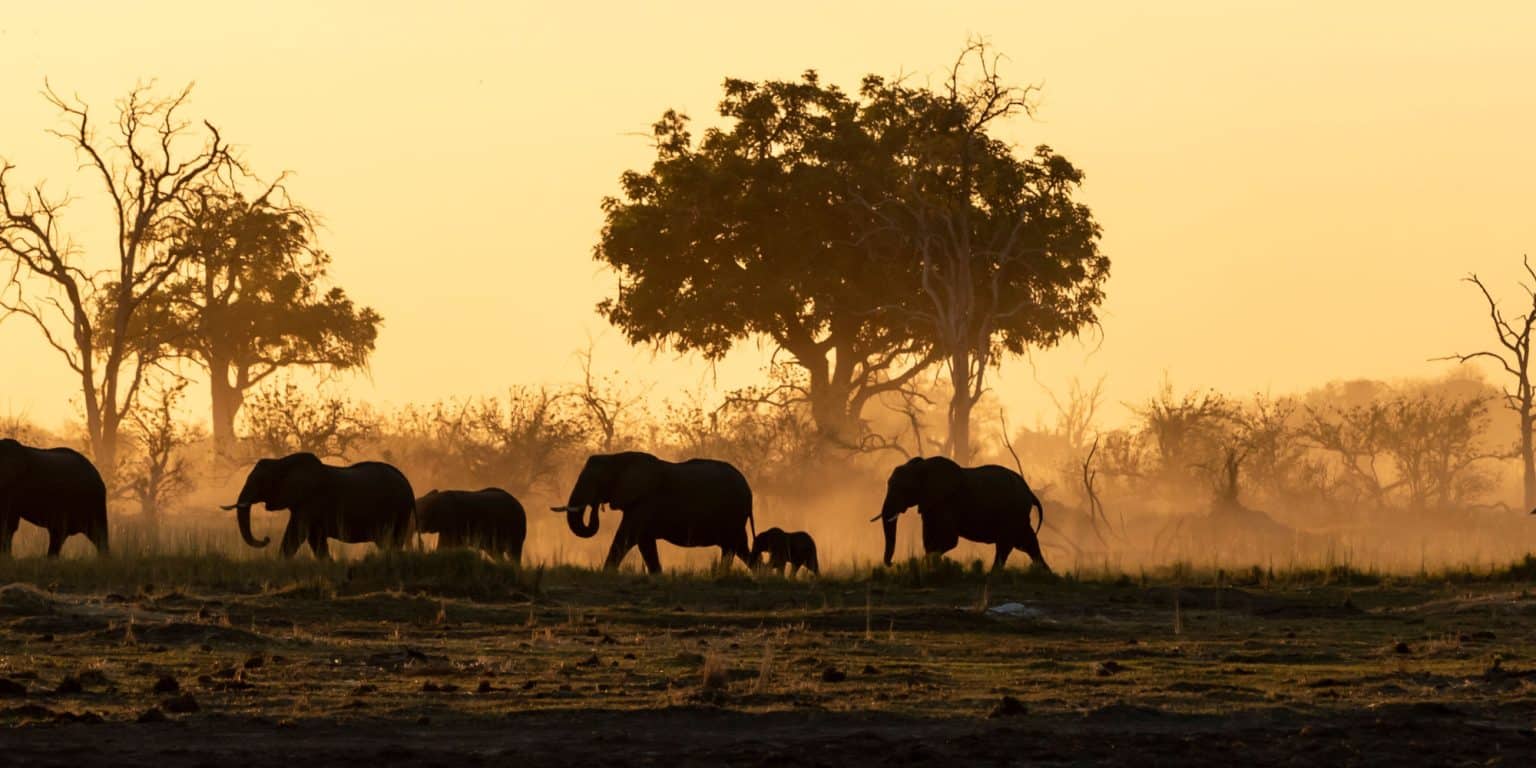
[752,646,774,695]
[700,654,729,692]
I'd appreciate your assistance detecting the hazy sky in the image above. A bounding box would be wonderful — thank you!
[2,2,1533,432]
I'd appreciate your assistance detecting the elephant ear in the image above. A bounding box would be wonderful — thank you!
[273,454,328,509]
[0,440,21,484]
[611,456,659,509]
[922,458,968,506]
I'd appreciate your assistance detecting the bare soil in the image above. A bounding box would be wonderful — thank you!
[1,566,1535,766]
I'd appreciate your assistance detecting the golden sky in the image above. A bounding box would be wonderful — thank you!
[2,2,1534,430]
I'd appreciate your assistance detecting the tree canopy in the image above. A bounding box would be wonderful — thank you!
[152,184,382,449]
[597,71,932,447]
[596,45,1108,455]
[859,44,1107,458]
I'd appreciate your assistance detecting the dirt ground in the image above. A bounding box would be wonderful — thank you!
[1,562,1535,766]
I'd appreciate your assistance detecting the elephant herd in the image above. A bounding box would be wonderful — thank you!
[0,438,1052,574]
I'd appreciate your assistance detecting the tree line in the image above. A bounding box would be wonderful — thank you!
[4,43,1535,550]
[0,83,381,475]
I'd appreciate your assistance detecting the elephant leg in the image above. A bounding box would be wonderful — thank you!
[390,516,412,550]
[736,544,755,570]
[603,531,636,571]
[88,523,109,557]
[1018,535,1051,573]
[0,513,17,556]
[637,538,662,575]
[278,519,305,559]
[309,530,331,560]
[992,543,1013,572]
[45,529,65,558]
[920,520,959,559]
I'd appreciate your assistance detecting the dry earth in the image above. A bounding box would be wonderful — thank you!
[0,559,1533,766]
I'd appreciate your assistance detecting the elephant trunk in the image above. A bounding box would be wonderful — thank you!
[89,522,109,557]
[233,504,270,548]
[221,474,271,549]
[878,497,903,566]
[567,503,600,539]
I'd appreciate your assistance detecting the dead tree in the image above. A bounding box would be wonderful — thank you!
[1045,376,1105,454]
[1436,256,1536,512]
[863,41,1107,461]
[573,341,646,452]
[121,376,199,525]
[240,380,376,461]
[1080,436,1112,542]
[0,83,235,477]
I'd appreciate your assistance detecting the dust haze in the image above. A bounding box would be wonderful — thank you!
[2,39,1534,574]
[9,10,1536,765]
[5,361,1530,577]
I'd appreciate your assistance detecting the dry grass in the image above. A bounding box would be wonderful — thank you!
[0,545,1534,763]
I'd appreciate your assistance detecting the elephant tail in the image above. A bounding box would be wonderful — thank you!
[1031,497,1044,535]
[743,484,756,542]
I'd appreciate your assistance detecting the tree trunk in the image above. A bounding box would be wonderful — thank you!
[808,378,858,448]
[93,418,119,484]
[788,341,860,449]
[947,353,974,463]
[209,362,244,454]
[1522,398,1535,513]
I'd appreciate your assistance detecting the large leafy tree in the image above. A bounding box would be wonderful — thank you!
[151,184,382,451]
[597,46,1107,457]
[596,73,934,447]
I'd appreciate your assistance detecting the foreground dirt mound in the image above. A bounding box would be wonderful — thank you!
[0,583,61,616]
[4,705,1534,767]
[0,567,1532,764]
[1139,585,1362,618]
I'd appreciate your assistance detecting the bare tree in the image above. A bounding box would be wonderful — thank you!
[863,41,1107,460]
[239,379,376,461]
[1436,256,1536,511]
[1302,388,1502,516]
[573,341,645,453]
[0,413,49,446]
[389,389,590,495]
[1133,383,1237,498]
[120,376,201,524]
[1079,436,1113,539]
[0,83,235,476]
[1045,376,1106,455]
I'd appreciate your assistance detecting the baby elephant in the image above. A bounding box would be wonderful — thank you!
[415,488,526,562]
[751,527,819,576]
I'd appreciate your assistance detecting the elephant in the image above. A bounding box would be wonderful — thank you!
[551,451,754,574]
[874,456,1049,573]
[0,438,109,557]
[415,488,526,562]
[750,527,819,576]
[221,453,414,559]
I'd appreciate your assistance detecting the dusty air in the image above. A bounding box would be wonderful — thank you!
[1,4,1534,765]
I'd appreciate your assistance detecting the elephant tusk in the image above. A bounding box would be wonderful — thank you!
[869,513,885,523]
[550,505,581,514]
[219,504,242,511]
